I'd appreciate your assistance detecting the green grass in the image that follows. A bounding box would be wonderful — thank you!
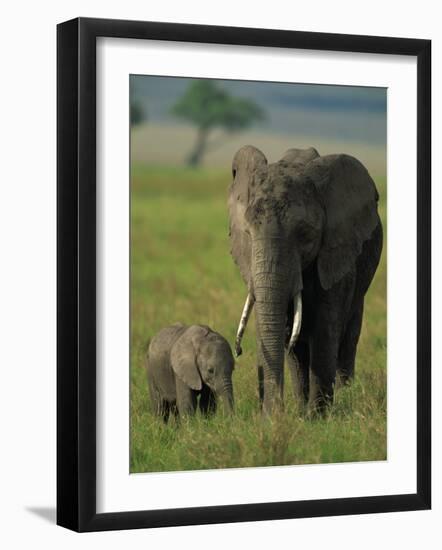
[130,164,387,473]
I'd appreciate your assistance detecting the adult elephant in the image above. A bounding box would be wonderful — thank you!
[228,145,383,415]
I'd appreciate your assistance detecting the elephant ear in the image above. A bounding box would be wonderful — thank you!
[171,326,207,390]
[280,147,320,167]
[228,146,268,284]
[305,154,380,291]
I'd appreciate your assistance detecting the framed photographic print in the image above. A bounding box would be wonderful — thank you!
[57,17,431,532]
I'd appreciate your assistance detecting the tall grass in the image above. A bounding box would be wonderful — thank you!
[130,165,387,473]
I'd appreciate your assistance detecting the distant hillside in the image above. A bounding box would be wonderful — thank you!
[131,122,386,180]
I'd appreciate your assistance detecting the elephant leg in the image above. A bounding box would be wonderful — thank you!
[148,378,173,423]
[148,379,163,418]
[175,377,198,418]
[257,365,264,409]
[160,401,171,423]
[286,340,310,407]
[338,301,364,384]
[199,385,217,416]
[170,402,179,421]
[152,395,171,424]
[309,305,341,414]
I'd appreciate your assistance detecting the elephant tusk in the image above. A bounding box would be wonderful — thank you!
[288,292,302,352]
[235,293,255,357]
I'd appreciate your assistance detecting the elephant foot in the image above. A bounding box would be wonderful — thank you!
[308,373,335,417]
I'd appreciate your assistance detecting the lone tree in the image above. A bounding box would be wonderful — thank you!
[172,80,265,166]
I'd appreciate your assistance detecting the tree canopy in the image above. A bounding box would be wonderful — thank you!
[172,80,265,165]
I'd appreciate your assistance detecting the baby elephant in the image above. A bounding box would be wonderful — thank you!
[146,324,235,422]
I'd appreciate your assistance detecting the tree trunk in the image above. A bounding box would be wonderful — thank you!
[187,126,209,166]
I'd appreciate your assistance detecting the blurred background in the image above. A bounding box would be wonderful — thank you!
[130,75,386,179]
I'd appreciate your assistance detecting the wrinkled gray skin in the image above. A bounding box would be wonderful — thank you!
[146,324,235,421]
[228,145,383,415]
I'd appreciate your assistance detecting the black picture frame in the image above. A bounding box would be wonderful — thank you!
[57,17,431,532]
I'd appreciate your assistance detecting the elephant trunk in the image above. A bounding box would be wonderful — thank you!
[252,237,292,414]
[217,378,234,413]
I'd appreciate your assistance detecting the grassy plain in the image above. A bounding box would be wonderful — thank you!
[130,165,387,473]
